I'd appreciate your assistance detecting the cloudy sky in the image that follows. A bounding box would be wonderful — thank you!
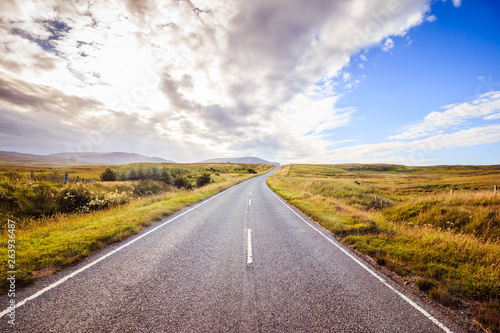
[0,0,499,164]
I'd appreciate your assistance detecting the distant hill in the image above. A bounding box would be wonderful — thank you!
[0,151,85,167]
[0,151,175,166]
[48,152,174,165]
[200,157,280,166]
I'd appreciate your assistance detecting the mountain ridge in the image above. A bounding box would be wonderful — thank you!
[0,151,175,166]
[200,156,280,166]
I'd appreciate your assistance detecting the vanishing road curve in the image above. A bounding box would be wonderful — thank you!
[1,168,466,332]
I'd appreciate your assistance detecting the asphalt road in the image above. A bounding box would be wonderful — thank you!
[1,169,468,332]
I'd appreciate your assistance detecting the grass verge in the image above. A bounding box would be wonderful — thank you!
[0,170,269,292]
[267,164,500,332]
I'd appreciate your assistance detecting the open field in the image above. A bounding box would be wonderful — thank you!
[0,162,266,182]
[268,164,500,332]
[0,163,273,292]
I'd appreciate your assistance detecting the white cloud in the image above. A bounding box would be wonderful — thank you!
[320,91,500,165]
[452,0,462,8]
[389,91,500,140]
[382,38,395,51]
[425,14,437,22]
[322,124,500,165]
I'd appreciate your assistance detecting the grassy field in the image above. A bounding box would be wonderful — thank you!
[0,163,273,292]
[0,162,265,182]
[268,164,500,332]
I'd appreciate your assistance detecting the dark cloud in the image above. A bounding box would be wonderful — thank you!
[160,71,198,111]
[0,58,23,72]
[0,75,102,113]
[126,0,155,23]
[224,0,342,106]
[199,105,235,128]
[31,53,58,70]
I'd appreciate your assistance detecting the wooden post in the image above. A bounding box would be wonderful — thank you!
[76,176,80,183]
[63,174,69,184]
[375,195,377,202]
[30,171,34,182]
[450,189,453,195]
[495,185,497,196]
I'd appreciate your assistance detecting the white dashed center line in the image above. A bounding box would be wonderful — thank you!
[247,229,253,264]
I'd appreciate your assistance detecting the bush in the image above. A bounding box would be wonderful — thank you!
[0,180,134,228]
[132,180,170,196]
[161,167,173,185]
[85,189,130,211]
[100,168,116,181]
[58,185,93,213]
[415,277,435,292]
[173,175,193,190]
[196,172,212,187]
[128,169,139,180]
[0,182,60,223]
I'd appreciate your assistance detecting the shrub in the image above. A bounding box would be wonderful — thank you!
[100,168,116,181]
[170,167,187,178]
[26,183,59,217]
[161,167,173,185]
[58,185,93,213]
[84,189,131,211]
[415,277,435,292]
[128,169,139,180]
[173,175,193,190]
[0,182,60,223]
[196,172,212,187]
[132,180,170,196]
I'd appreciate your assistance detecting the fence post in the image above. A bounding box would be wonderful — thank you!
[30,171,34,182]
[76,176,80,183]
[450,190,453,195]
[63,174,69,184]
[495,185,497,196]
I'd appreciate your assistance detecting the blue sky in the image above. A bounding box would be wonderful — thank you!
[0,0,499,164]
[329,0,500,165]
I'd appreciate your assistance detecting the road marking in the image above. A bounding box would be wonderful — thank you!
[247,229,253,264]
[268,189,453,333]
[0,191,225,318]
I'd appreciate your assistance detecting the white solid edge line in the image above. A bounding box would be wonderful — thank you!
[268,189,453,333]
[247,229,253,264]
[0,191,225,318]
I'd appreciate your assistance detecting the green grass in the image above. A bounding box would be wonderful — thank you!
[0,164,272,292]
[268,164,500,332]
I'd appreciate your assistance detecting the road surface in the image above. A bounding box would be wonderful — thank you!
[1,169,467,332]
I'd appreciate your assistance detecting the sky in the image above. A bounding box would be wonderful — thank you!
[0,0,499,165]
